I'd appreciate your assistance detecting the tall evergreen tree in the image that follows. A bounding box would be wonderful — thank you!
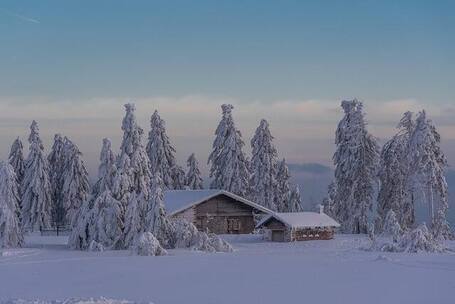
[276,158,291,212]
[289,185,303,212]
[145,173,174,248]
[146,110,178,189]
[8,137,25,189]
[69,138,122,250]
[48,134,66,225]
[376,112,415,232]
[185,153,203,190]
[408,110,452,239]
[250,119,278,210]
[208,104,250,197]
[0,161,23,248]
[322,182,337,217]
[171,165,186,190]
[21,120,52,231]
[61,138,90,226]
[116,103,153,248]
[332,100,379,234]
[93,138,117,195]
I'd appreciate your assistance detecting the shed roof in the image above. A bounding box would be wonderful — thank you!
[164,189,273,216]
[256,212,340,229]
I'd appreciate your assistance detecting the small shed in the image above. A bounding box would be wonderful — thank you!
[164,190,272,234]
[256,211,340,242]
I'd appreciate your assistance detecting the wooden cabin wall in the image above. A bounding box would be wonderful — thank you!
[172,194,260,234]
[291,228,334,241]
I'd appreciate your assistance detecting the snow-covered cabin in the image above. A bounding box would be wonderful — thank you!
[256,208,340,242]
[164,190,272,234]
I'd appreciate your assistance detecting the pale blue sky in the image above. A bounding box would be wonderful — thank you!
[1,0,454,101]
[0,1,454,174]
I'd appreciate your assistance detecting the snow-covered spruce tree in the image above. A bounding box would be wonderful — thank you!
[70,190,124,251]
[8,137,25,189]
[47,134,67,225]
[332,100,379,234]
[408,110,452,239]
[208,104,250,197]
[69,138,122,250]
[0,161,24,248]
[322,182,337,218]
[376,112,415,232]
[21,120,52,231]
[123,191,145,248]
[145,173,174,248]
[60,138,90,227]
[171,165,186,190]
[250,119,279,210]
[146,110,178,189]
[185,153,203,190]
[289,185,303,212]
[275,159,291,212]
[71,103,151,250]
[117,103,154,248]
[93,138,117,195]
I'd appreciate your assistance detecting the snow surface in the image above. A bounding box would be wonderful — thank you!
[3,298,152,304]
[1,233,454,304]
[257,212,340,229]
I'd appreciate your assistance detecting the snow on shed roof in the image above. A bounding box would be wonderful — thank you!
[164,189,273,215]
[256,212,340,229]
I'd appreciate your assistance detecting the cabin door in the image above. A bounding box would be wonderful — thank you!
[271,230,285,242]
[227,218,241,234]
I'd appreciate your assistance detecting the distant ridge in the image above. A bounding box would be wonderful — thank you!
[288,163,332,174]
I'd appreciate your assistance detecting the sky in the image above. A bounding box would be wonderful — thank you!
[0,0,454,178]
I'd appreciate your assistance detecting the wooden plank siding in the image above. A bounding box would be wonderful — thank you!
[171,194,262,234]
[261,218,335,242]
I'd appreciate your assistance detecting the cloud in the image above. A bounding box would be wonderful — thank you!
[0,8,40,24]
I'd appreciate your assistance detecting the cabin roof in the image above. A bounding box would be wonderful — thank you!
[164,189,273,216]
[256,212,340,229]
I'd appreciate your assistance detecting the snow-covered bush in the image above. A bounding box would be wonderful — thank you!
[368,223,445,253]
[381,210,402,242]
[132,232,167,256]
[172,219,233,253]
[205,232,234,253]
[432,209,454,241]
[398,223,444,253]
[88,240,104,252]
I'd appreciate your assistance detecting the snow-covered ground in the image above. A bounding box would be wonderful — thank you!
[1,234,454,304]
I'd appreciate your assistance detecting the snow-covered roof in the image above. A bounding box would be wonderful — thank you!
[256,212,340,229]
[164,189,273,216]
